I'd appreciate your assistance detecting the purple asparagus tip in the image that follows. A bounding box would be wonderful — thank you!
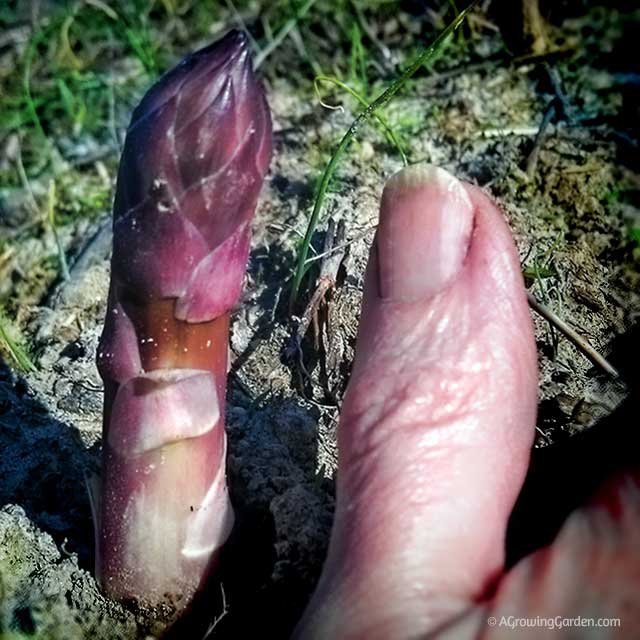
[111,29,271,319]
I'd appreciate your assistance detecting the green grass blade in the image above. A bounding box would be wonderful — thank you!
[289,0,480,309]
[313,75,408,165]
[0,316,37,373]
[254,0,319,69]
[48,180,70,281]
[23,36,48,143]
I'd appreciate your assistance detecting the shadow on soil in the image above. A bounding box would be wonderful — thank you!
[0,359,98,569]
[508,321,640,565]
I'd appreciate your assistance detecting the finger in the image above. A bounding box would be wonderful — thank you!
[295,165,538,639]
[479,468,640,639]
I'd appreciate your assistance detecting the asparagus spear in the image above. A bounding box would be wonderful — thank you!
[95,30,272,608]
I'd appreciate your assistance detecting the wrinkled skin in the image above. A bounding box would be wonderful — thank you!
[294,166,640,639]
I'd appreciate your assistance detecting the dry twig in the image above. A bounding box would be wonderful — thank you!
[525,99,557,178]
[202,584,229,639]
[527,291,620,379]
[296,219,347,345]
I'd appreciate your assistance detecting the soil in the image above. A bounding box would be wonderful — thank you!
[0,2,639,639]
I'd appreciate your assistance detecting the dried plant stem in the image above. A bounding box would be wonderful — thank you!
[525,99,556,178]
[527,291,619,379]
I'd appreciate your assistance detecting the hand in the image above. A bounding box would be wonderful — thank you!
[293,166,639,639]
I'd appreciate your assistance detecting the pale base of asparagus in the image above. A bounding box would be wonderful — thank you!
[95,367,233,607]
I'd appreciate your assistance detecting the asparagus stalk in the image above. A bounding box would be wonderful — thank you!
[95,30,272,608]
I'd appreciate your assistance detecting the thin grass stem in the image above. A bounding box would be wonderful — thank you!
[0,316,37,373]
[314,75,408,165]
[255,0,319,69]
[48,180,70,281]
[289,0,480,309]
